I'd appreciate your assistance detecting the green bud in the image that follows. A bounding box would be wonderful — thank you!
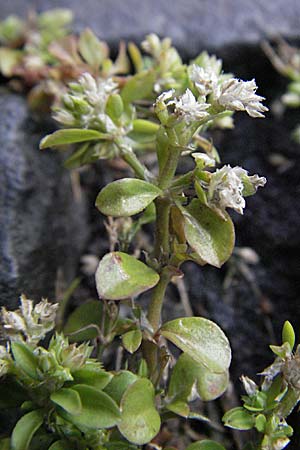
[106,94,124,121]
[282,321,295,350]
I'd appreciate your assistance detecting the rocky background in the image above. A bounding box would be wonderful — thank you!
[1,1,300,448]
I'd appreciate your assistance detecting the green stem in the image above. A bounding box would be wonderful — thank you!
[153,197,171,259]
[157,145,182,190]
[144,269,171,380]
[277,388,300,418]
[120,146,153,181]
[147,268,171,332]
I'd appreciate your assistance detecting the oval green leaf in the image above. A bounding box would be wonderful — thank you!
[40,128,107,149]
[118,379,161,445]
[48,441,70,450]
[186,440,226,450]
[128,119,159,143]
[50,388,82,415]
[11,342,39,380]
[104,370,138,405]
[65,384,121,429]
[78,28,107,68]
[160,317,231,373]
[121,70,155,104]
[11,410,43,450]
[122,329,142,354]
[223,407,255,430]
[72,364,112,390]
[282,321,295,350]
[96,252,159,300]
[182,199,235,268]
[63,300,103,342]
[106,94,124,121]
[168,353,229,403]
[96,178,162,217]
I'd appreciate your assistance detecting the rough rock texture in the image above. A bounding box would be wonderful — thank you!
[0,89,87,307]
[0,1,300,447]
[0,0,300,54]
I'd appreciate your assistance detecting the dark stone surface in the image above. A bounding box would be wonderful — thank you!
[0,1,300,447]
[0,0,300,55]
[0,88,87,307]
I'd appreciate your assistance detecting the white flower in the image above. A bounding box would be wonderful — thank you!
[241,375,258,396]
[79,73,118,107]
[52,109,77,126]
[141,33,161,57]
[208,165,266,215]
[214,78,268,118]
[197,52,222,77]
[156,89,175,104]
[189,64,219,96]
[192,152,215,168]
[1,296,58,344]
[141,34,171,59]
[0,344,11,377]
[1,309,26,333]
[34,299,58,324]
[172,89,210,124]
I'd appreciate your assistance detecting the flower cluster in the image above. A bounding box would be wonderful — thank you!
[213,78,268,118]
[141,33,186,92]
[206,165,266,215]
[187,52,268,119]
[1,294,58,344]
[54,72,119,130]
[0,343,11,377]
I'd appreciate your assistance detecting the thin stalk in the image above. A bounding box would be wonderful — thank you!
[119,144,153,181]
[277,388,300,418]
[147,268,171,332]
[157,145,182,190]
[144,138,182,379]
[153,197,171,259]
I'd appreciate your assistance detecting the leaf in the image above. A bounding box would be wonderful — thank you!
[95,252,159,300]
[11,342,39,379]
[282,321,295,350]
[128,119,159,143]
[11,410,43,450]
[106,93,124,121]
[186,440,226,450]
[104,370,138,404]
[72,364,113,390]
[122,329,142,354]
[0,48,22,76]
[64,384,121,429]
[168,353,229,404]
[48,441,70,450]
[118,379,161,445]
[78,28,108,68]
[223,407,255,430]
[182,199,235,268]
[37,9,73,29]
[128,42,143,72]
[40,129,107,149]
[166,399,190,418]
[121,70,155,103]
[64,300,103,342]
[50,388,82,415]
[160,317,231,373]
[96,178,162,217]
